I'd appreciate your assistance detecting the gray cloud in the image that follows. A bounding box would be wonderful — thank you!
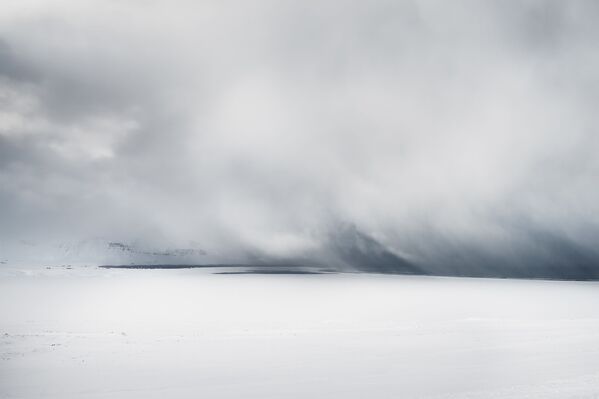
[1,0,599,278]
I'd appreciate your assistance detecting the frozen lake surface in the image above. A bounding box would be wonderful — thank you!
[1,265,599,398]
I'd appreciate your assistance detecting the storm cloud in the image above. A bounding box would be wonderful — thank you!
[1,0,599,278]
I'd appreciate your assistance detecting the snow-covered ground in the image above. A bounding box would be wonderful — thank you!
[1,264,599,398]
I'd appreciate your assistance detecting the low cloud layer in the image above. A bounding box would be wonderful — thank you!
[1,1,599,278]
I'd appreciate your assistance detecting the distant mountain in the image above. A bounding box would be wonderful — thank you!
[2,226,599,280]
[325,224,422,274]
[0,238,213,265]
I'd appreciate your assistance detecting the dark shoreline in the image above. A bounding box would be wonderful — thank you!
[95,264,599,281]
[98,264,311,269]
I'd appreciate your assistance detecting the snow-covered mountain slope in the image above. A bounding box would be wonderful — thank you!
[0,238,215,266]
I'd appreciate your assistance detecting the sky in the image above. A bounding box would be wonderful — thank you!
[1,0,599,277]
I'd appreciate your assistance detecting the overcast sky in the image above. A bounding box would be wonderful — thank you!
[1,1,599,276]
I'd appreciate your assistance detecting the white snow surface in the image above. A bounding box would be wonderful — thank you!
[1,264,599,398]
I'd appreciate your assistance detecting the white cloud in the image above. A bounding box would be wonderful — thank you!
[1,0,599,276]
